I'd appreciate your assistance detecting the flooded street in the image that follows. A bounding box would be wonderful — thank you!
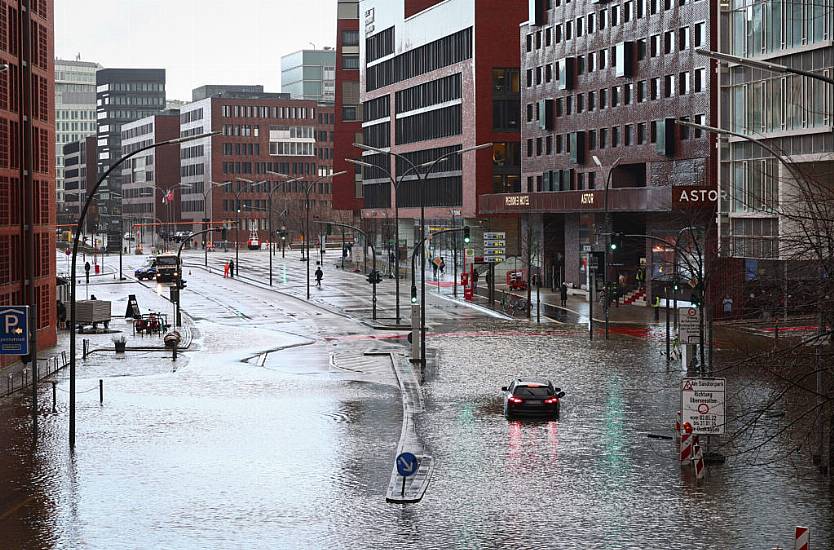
[2,254,832,548]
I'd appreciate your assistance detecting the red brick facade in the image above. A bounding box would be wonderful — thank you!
[0,0,56,363]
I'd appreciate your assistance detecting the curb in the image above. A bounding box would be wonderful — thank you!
[381,352,434,504]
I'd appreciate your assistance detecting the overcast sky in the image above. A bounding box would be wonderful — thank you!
[55,0,337,101]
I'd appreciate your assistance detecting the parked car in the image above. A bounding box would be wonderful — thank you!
[501,379,565,419]
[173,231,192,243]
[134,263,157,281]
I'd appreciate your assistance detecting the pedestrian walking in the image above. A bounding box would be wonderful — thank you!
[223,261,229,278]
[439,258,446,277]
[560,283,568,307]
[472,269,479,291]
[315,266,323,287]
[653,295,661,322]
[432,261,438,280]
[228,259,234,279]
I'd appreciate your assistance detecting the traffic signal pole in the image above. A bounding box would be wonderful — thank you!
[315,221,377,320]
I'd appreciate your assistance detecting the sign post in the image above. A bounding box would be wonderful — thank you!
[483,231,506,265]
[396,451,419,496]
[0,306,29,356]
[680,378,726,435]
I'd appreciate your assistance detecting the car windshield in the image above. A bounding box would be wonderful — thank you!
[513,385,552,398]
[156,257,178,266]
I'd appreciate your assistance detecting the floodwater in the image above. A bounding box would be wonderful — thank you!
[1,253,831,548]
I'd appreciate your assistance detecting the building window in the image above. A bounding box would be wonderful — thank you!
[650,34,660,57]
[663,31,674,54]
[637,38,647,60]
[526,34,533,52]
[679,72,690,95]
[624,124,633,146]
[599,128,608,148]
[343,55,359,69]
[546,135,553,155]
[612,126,620,147]
[526,139,533,157]
[664,74,674,97]
[694,68,706,92]
[588,13,595,34]
[637,122,646,144]
[576,17,584,37]
[611,5,619,26]
[342,30,359,46]
[611,86,620,107]
[545,27,552,47]
[588,91,596,111]
[650,77,660,100]
[599,88,607,109]
[694,22,706,48]
[680,27,691,50]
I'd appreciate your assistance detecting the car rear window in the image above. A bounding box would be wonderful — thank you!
[513,385,552,398]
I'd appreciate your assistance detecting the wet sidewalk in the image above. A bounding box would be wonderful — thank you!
[2,274,194,401]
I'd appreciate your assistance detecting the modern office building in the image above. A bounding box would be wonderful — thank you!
[358,0,526,248]
[62,135,97,228]
[55,57,100,222]
[177,88,335,245]
[95,68,166,251]
[717,1,833,261]
[332,0,364,213]
[120,111,183,243]
[0,0,57,356]
[281,49,337,103]
[480,0,717,304]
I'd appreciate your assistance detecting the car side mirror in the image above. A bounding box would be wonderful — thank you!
[553,387,561,393]
[557,391,565,398]
[501,386,508,392]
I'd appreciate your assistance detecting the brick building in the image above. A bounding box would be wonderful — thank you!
[0,0,57,360]
[332,0,363,214]
[176,89,335,246]
[120,111,183,243]
[358,0,526,249]
[481,0,717,302]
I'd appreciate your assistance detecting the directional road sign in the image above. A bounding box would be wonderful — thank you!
[483,231,506,264]
[396,452,419,477]
[679,307,701,344]
[681,378,726,435]
[0,306,29,356]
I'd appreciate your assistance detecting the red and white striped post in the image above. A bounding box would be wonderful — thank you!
[794,526,809,550]
[679,422,694,465]
[692,439,705,480]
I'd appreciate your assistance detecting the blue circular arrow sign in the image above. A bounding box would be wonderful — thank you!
[396,452,419,477]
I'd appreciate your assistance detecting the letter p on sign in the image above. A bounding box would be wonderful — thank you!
[4,313,19,333]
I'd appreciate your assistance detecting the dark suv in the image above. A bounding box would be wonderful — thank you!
[501,379,565,419]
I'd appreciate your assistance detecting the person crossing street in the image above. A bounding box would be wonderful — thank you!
[315,266,323,287]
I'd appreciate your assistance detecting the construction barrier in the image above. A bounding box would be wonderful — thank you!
[794,526,809,550]
[692,440,705,480]
[679,434,692,464]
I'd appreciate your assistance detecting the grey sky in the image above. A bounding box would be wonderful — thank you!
[55,0,337,101]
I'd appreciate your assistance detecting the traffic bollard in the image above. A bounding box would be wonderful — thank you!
[692,441,705,480]
[794,526,810,550]
[99,379,103,405]
[52,381,57,413]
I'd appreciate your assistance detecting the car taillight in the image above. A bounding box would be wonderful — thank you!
[544,397,559,404]
[508,395,523,404]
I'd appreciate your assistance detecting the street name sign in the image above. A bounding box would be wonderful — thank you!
[679,307,701,344]
[681,378,725,435]
[396,452,419,477]
[0,306,29,356]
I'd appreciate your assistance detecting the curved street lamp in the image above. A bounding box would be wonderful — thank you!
[352,142,492,366]
[68,130,218,449]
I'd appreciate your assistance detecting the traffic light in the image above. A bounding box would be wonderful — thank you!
[326,223,333,236]
[367,270,382,284]
[463,226,471,245]
[411,286,418,304]
[221,227,227,240]
[609,233,623,252]
[177,279,187,289]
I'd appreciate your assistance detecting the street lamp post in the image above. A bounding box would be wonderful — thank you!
[345,158,425,326]
[592,155,622,340]
[266,172,305,287]
[68,131,216,449]
[355,142,493,366]
[200,181,228,267]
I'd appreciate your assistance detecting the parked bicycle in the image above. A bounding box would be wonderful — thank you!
[501,293,528,316]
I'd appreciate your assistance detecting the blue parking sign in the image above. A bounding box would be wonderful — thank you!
[0,306,29,356]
